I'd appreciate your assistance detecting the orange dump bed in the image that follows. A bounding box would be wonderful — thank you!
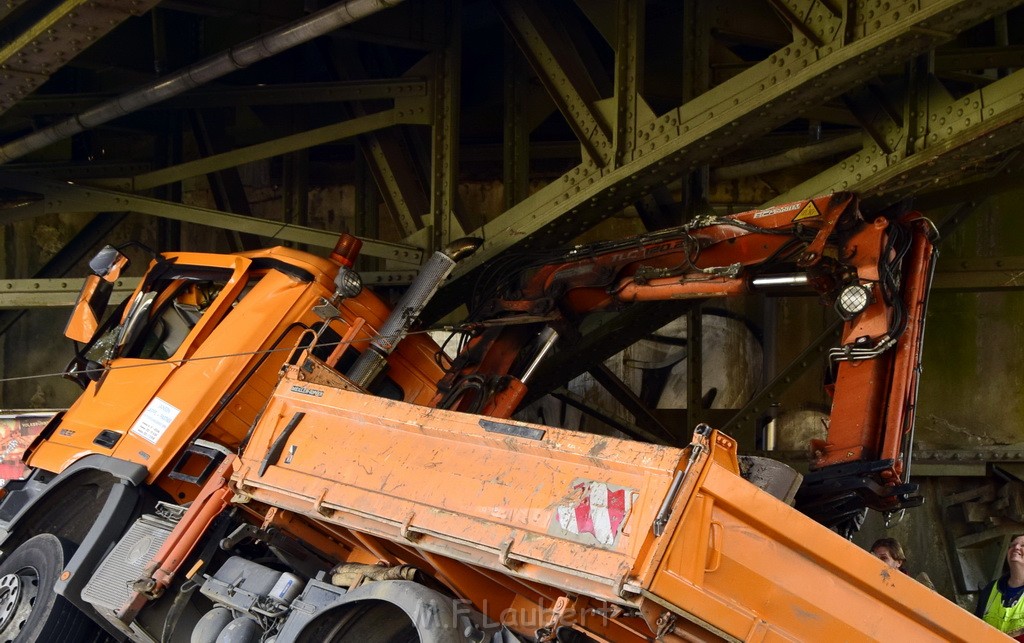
[231,365,1007,642]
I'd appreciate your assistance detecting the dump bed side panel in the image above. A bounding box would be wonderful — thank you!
[234,372,686,603]
[645,458,1008,642]
[234,370,1007,642]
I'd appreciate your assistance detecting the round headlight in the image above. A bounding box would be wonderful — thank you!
[333,266,363,299]
[836,283,871,319]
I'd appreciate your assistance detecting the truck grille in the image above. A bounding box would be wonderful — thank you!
[81,513,175,611]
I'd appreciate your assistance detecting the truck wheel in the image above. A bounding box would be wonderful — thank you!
[0,534,102,643]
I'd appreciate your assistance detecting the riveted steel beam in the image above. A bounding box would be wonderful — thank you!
[495,0,612,167]
[935,46,1024,73]
[755,446,1024,475]
[0,171,423,265]
[0,277,140,309]
[361,270,418,287]
[0,162,150,182]
[503,33,530,210]
[934,257,1024,291]
[840,81,910,156]
[767,0,847,48]
[682,0,711,103]
[611,0,643,168]
[686,305,704,432]
[362,129,426,239]
[522,302,695,409]
[712,132,863,180]
[3,80,430,117]
[771,63,1024,206]
[587,363,675,445]
[427,0,1020,319]
[353,152,380,271]
[0,211,126,331]
[129,99,430,191]
[322,50,432,241]
[933,269,1024,291]
[0,1,29,23]
[0,271,423,309]
[187,110,260,251]
[0,0,410,164]
[722,320,843,438]
[429,1,462,252]
[550,386,666,444]
[834,55,935,163]
[0,0,162,115]
[571,0,616,45]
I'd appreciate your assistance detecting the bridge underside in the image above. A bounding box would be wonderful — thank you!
[0,0,1022,601]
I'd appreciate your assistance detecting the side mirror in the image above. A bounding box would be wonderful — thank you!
[64,245,130,343]
[63,355,105,388]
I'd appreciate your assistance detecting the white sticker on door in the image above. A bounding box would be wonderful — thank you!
[129,398,181,445]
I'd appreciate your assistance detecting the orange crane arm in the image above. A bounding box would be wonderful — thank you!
[430,192,937,530]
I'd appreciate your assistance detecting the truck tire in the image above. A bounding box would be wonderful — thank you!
[297,600,418,642]
[0,534,103,643]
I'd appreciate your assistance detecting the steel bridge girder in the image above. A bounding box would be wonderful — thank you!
[427,0,1021,317]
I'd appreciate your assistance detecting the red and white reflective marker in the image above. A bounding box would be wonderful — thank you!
[554,480,632,546]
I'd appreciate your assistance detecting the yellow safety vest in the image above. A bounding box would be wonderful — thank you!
[983,581,1024,637]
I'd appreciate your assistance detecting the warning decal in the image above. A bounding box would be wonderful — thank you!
[551,480,633,547]
[793,201,820,221]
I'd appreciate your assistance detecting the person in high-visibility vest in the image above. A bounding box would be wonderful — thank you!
[976,534,1024,641]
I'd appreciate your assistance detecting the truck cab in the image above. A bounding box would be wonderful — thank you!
[0,239,449,642]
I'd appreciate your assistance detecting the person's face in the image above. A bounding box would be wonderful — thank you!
[873,547,900,569]
[1007,537,1024,566]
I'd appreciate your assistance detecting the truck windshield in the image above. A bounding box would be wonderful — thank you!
[109,277,226,361]
[66,264,245,387]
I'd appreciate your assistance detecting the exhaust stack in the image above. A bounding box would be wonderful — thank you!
[347,238,481,389]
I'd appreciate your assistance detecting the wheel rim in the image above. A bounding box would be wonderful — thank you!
[0,569,39,642]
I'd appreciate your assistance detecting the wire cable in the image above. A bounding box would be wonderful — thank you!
[0,324,468,385]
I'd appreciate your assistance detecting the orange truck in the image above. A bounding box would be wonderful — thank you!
[0,193,1007,641]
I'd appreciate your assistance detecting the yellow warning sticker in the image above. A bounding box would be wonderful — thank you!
[793,201,820,221]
